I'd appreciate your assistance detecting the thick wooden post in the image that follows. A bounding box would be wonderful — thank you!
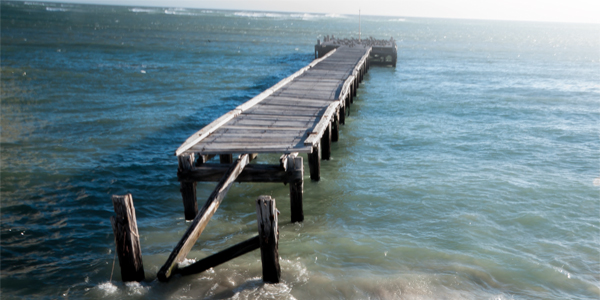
[256,196,280,283]
[220,154,233,164]
[308,144,321,181]
[332,110,340,142]
[178,154,197,220]
[321,124,331,160]
[110,194,145,282]
[340,104,346,125]
[287,155,304,223]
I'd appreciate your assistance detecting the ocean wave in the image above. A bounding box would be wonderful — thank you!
[232,11,342,20]
[46,7,69,12]
[24,1,46,6]
[129,7,161,14]
[389,18,407,22]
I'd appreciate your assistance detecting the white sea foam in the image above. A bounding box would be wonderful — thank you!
[124,281,149,296]
[129,8,160,14]
[46,7,69,12]
[232,11,332,20]
[24,2,46,6]
[177,257,197,268]
[164,8,202,16]
[97,282,118,295]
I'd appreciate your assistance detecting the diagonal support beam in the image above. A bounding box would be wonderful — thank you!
[157,154,250,282]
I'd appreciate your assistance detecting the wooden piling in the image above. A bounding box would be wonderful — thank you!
[332,111,340,142]
[110,194,145,282]
[158,154,250,282]
[256,195,280,283]
[178,154,197,220]
[321,124,331,160]
[308,144,321,181]
[281,153,304,223]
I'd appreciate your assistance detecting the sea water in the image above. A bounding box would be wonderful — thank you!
[1,2,599,299]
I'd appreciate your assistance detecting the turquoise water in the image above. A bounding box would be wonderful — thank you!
[1,2,599,299]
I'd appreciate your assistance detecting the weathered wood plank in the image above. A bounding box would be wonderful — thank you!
[221,125,312,131]
[177,236,260,276]
[227,118,319,128]
[176,236,260,276]
[157,154,250,282]
[304,102,339,146]
[110,194,145,282]
[188,145,313,155]
[179,163,302,183]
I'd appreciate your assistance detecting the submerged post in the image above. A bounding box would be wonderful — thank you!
[110,194,145,282]
[256,195,280,283]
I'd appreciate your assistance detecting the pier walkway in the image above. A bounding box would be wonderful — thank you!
[175,46,371,157]
[109,39,397,283]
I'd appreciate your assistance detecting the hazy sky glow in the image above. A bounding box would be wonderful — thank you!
[35,0,600,23]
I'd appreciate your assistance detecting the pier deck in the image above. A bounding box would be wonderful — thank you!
[176,46,371,157]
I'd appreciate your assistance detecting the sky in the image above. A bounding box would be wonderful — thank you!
[37,0,600,23]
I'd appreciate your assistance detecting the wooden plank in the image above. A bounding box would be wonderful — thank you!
[192,144,308,152]
[240,109,326,117]
[110,194,145,282]
[227,118,319,128]
[250,104,327,113]
[263,95,336,103]
[175,110,240,156]
[157,154,250,282]
[187,145,313,155]
[209,128,309,136]
[200,136,303,144]
[221,125,312,131]
[176,236,260,277]
[234,114,323,122]
[201,139,304,148]
[304,102,340,146]
[256,195,280,283]
[179,163,302,183]
[261,99,336,109]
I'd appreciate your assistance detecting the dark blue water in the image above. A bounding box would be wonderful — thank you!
[1,2,599,299]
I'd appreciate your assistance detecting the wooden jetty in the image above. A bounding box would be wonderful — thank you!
[109,36,397,283]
